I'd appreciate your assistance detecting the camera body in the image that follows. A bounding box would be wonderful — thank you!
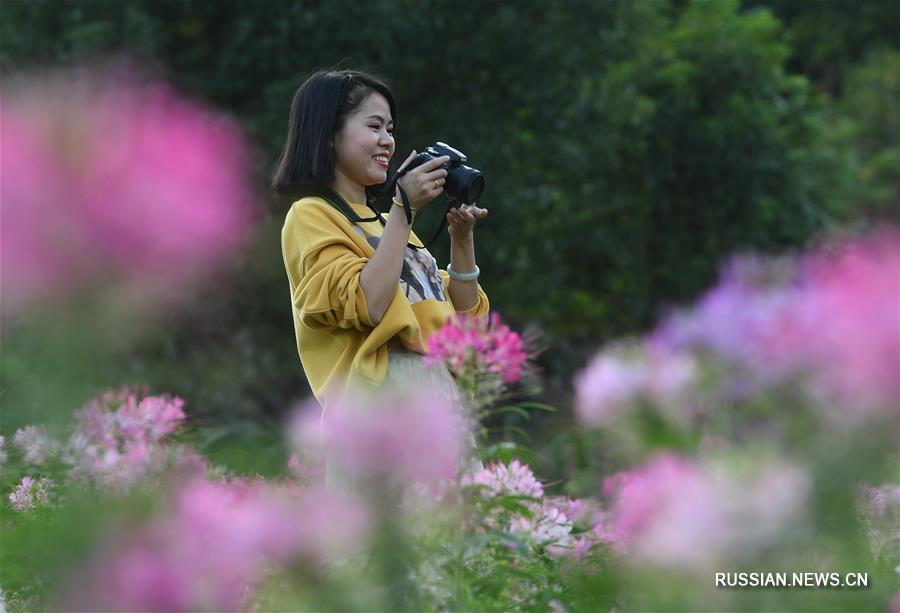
[404,142,484,205]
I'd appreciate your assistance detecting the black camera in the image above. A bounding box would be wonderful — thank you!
[403,142,484,205]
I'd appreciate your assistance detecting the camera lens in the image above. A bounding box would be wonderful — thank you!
[465,174,485,203]
[446,165,484,203]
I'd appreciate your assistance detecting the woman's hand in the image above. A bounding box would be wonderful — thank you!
[396,150,451,211]
[447,203,488,241]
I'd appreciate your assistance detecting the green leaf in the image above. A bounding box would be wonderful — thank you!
[516,401,559,413]
[491,405,532,420]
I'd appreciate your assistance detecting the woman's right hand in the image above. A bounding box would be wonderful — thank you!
[395,150,451,211]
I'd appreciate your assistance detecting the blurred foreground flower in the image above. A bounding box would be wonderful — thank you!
[603,452,810,571]
[0,66,254,313]
[66,476,370,612]
[289,385,468,487]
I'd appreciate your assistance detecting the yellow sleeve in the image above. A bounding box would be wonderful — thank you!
[438,269,490,317]
[283,204,376,331]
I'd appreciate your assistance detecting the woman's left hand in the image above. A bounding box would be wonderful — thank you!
[447,203,488,241]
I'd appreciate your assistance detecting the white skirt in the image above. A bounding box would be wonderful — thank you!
[325,346,481,490]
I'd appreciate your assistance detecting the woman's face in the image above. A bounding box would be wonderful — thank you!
[334,92,395,189]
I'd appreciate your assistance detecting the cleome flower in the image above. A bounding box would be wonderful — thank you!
[462,460,608,557]
[63,387,192,490]
[424,312,528,385]
[13,425,60,466]
[9,476,55,512]
[1,66,253,312]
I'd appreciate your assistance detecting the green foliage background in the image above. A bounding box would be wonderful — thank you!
[1,0,897,429]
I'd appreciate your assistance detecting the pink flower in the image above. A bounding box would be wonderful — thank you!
[287,452,302,474]
[653,254,804,399]
[462,461,609,557]
[0,66,254,312]
[465,460,568,545]
[9,476,54,512]
[567,509,617,557]
[290,486,372,558]
[72,476,369,611]
[603,453,809,570]
[548,496,592,526]
[511,502,573,548]
[13,425,59,465]
[64,387,188,489]
[574,341,697,426]
[794,229,900,417]
[425,313,528,384]
[463,459,544,499]
[117,394,186,442]
[652,227,899,419]
[574,347,647,425]
[289,385,466,485]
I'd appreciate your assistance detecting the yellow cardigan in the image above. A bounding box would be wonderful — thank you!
[282,196,489,405]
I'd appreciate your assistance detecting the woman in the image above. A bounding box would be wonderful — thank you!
[272,69,489,483]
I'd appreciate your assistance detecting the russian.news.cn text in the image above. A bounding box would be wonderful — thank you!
[716,572,869,588]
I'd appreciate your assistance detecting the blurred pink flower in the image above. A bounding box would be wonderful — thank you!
[425,312,528,384]
[0,66,254,312]
[291,485,372,558]
[73,476,369,611]
[794,229,900,416]
[652,254,804,399]
[289,385,466,485]
[9,476,54,512]
[13,425,59,465]
[652,228,899,418]
[64,387,190,489]
[603,452,809,570]
[574,341,697,426]
[573,349,646,425]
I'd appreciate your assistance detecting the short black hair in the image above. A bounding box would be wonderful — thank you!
[271,69,397,204]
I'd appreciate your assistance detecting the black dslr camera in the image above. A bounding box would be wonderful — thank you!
[403,142,484,205]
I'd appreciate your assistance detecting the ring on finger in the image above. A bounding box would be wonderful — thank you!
[433,179,441,189]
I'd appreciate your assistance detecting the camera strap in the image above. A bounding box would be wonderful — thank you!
[386,167,458,250]
[297,173,455,252]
